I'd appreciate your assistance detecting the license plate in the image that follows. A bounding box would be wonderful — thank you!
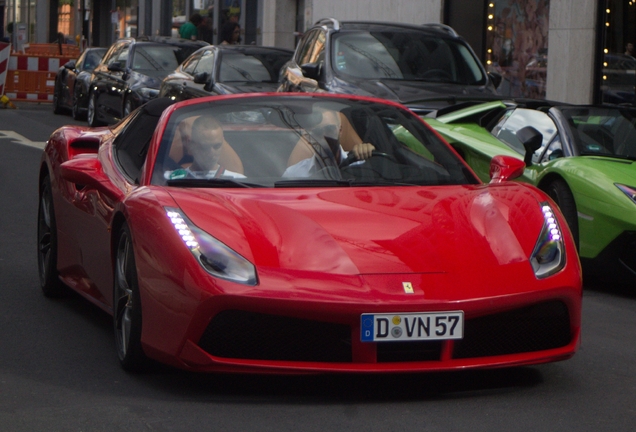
[360,311,464,342]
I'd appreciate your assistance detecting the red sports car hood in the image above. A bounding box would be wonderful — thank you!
[166,184,545,275]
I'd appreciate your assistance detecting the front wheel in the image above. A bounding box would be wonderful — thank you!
[544,179,579,250]
[87,92,104,127]
[72,86,84,120]
[37,176,67,297]
[113,222,149,372]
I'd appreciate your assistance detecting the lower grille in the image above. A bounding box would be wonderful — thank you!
[198,310,352,362]
[453,300,572,359]
[377,341,443,362]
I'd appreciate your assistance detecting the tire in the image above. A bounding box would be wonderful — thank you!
[37,176,67,297]
[87,92,103,127]
[53,84,63,115]
[72,86,84,120]
[113,222,149,372]
[544,179,579,250]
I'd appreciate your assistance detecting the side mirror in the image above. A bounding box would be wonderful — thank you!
[64,60,76,70]
[516,126,543,166]
[488,72,502,89]
[193,72,210,84]
[300,62,322,81]
[489,155,525,183]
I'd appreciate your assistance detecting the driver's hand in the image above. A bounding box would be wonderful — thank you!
[352,143,375,160]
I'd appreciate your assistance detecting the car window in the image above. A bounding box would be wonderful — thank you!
[560,107,636,158]
[193,51,215,74]
[492,108,557,157]
[152,96,477,187]
[331,30,485,84]
[182,52,203,75]
[82,50,105,71]
[102,42,126,66]
[297,30,321,65]
[220,51,290,82]
[539,135,564,163]
[132,45,181,71]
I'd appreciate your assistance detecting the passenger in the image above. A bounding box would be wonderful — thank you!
[283,109,375,177]
[166,115,245,179]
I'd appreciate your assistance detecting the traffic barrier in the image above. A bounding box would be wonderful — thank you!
[4,52,74,102]
[23,43,81,57]
[0,41,9,96]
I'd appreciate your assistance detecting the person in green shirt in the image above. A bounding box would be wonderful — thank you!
[179,13,203,40]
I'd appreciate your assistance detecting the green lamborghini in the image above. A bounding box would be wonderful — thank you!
[416,100,636,282]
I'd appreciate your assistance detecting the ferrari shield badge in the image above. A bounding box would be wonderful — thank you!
[403,282,414,294]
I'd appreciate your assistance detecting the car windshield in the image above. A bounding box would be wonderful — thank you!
[220,51,292,83]
[331,30,486,84]
[152,96,477,187]
[132,45,196,73]
[560,107,636,160]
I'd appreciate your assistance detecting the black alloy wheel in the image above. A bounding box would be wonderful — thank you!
[37,176,66,297]
[72,86,83,120]
[113,222,149,372]
[545,179,579,250]
[53,84,63,114]
[87,92,104,127]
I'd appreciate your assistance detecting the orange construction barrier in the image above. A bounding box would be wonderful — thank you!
[23,43,81,57]
[4,52,75,102]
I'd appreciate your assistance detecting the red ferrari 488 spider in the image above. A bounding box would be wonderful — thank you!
[38,93,582,373]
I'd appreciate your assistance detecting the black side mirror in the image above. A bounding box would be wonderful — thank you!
[193,72,210,84]
[488,72,502,89]
[300,63,322,81]
[516,126,543,167]
[64,60,76,70]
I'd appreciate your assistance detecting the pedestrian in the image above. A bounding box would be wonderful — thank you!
[197,15,214,44]
[179,13,203,40]
[220,21,240,45]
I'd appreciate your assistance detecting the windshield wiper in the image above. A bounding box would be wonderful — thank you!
[167,178,260,188]
[275,179,427,187]
[275,179,355,188]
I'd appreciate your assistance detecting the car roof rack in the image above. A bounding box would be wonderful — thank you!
[315,17,340,31]
[421,23,459,37]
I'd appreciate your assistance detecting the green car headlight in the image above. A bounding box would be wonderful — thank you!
[616,183,636,205]
[530,202,565,279]
[165,208,257,285]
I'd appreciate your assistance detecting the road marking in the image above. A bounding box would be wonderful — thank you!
[0,131,46,149]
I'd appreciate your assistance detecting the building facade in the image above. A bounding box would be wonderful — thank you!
[0,0,630,105]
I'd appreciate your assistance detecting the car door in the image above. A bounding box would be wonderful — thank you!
[92,41,130,123]
[183,49,217,99]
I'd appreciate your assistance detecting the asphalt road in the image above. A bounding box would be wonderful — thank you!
[0,103,635,431]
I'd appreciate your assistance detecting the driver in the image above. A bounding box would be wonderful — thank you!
[283,109,375,178]
[166,115,245,180]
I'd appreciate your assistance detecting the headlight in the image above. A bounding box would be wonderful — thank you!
[166,208,257,285]
[530,202,565,278]
[137,87,159,99]
[616,183,636,205]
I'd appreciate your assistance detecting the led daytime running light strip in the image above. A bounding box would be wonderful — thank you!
[167,210,199,249]
[542,204,561,242]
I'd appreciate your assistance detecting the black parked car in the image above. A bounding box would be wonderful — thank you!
[279,19,501,114]
[87,36,208,126]
[159,45,293,101]
[53,47,107,119]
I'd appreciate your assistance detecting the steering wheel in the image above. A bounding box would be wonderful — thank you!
[419,69,453,81]
[339,150,396,168]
